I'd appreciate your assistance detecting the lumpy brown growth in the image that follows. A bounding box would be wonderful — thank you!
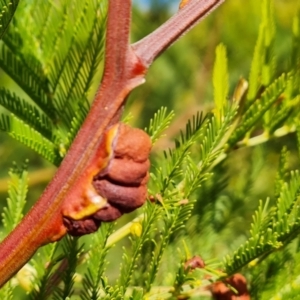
[65,123,151,236]
[63,217,101,236]
[93,123,151,217]
[210,273,250,300]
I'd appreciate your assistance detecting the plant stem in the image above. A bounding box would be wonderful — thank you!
[106,214,145,247]
[132,0,225,67]
[236,125,296,148]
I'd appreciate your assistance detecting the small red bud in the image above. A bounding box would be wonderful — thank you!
[184,255,205,271]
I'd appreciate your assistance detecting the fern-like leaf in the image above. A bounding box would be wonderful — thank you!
[0,161,28,300]
[52,236,83,300]
[247,0,275,102]
[117,203,162,296]
[44,0,107,126]
[145,106,175,145]
[0,114,59,164]
[223,170,300,275]
[229,73,287,145]
[29,243,59,300]
[157,112,206,193]
[0,0,107,160]
[1,161,28,234]
[65,98,90,150]
[80,223,114,300]
[0,41,55,119]
[0,0,19,39]
[0,88,55,140]
[145,200,194,292]
[183,106,236,197]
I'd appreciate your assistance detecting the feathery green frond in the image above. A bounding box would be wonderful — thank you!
[276,170,300,222]
[0,0,19,39]
[0,0,107,161]
[267,98,297,134]
[248,0,275,102]
[183,108,236,197]
[229,73,287,145]
[0,41,55,119]
[0,162,27,300]
[249,198,271,238]
[117,203,161,295]
[260,0,275,85]
[29,243,59,300]
[65,99,90,150]
[213,43,229,120]
[248,24,265,102]
[80,223,114,300]
[42,0,107,126]
[145,107,175,144]
[223,170,300,275]
[1,161,28,234]
[144,199,195,292]
[0,114,59,164]
[0,88,55,140]
[274,147,289,198]
[156,112,206,193]
[135,107,236,294]
[52,236,83,300]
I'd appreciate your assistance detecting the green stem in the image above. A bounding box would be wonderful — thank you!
[237,125,296,148]
[106,214,145,247]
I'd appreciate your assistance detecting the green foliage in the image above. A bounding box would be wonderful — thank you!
[213,43,229,120]
[0,0,18,39]
[0,161,27,300]
[248,0,275,102]
[1,161,28,236]
[0,0,107,166]
[145,106,175,144]
[52,237,84,300]
[29,243,59,300]
[228,73,288,145]
[79,223,114,300]
[0,0,300,299]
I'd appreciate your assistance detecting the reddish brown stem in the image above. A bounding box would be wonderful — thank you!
[0,0,225,287]
[133,0,225,67]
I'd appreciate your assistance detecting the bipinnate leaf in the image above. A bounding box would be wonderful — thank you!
[0,0,19,39]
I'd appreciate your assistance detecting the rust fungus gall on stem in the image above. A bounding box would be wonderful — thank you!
[64,123,152,236]
[61,124,119,222]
